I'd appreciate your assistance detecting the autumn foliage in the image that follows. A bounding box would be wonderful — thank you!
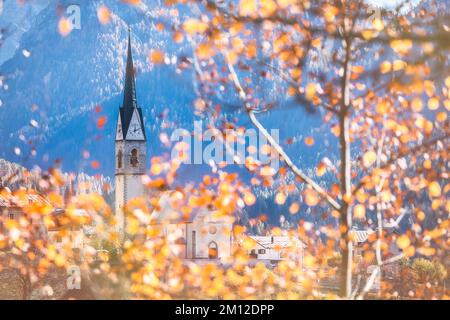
[0,0,448,300]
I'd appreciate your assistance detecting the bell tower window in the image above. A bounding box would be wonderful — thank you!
[130,148,139,167]
[117,149,123,169]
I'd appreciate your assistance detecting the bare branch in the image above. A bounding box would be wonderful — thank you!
[356,266,380,300]
[224,52,341,211]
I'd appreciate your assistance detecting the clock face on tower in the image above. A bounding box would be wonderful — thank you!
[128,123,142,139]
[125,110,145,140]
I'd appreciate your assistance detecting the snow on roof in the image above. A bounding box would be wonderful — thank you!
[248,235,306,249]
[0,191,50,208]
[353,229,375,243]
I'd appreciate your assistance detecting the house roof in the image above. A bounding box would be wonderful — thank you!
[0,190,50,208]
[353,229,375,243]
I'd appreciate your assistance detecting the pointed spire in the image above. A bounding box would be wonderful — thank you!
[122,27,137,109]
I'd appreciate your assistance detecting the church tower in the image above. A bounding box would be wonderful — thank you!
[115,29,147,233]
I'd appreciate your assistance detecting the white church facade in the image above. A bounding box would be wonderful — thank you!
[150,192,234,260]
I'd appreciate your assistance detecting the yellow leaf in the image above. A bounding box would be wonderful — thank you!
[239,0,257,16]
[411,98,423,112]
[244,192,256,206]
[362,29,376,40]
[372,18,384,31]
[196,43,215,60]
[275,192,287,205]
[404,245,415,257]
[362,150,377,168]
[396,235,410,250]
[183,18,208,34]
[316,162,326,177]
[390,39,413,55]
[305,83,317,100]
[393,60,406,71]
[428,181,441,198]
[445,76,450,88]
[427,97,439,110]
[380,61,391,74]
[311,38,322,48]
[354,204,366,219]
[304,254,316,268]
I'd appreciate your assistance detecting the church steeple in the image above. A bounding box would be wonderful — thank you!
[115,27,148,234]
[116,28,146,141]
[123,27,137,109]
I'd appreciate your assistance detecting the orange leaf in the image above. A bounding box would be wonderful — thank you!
[96,116,107,129]
[91,161,100,169]
[304,189,319,207]
[97,6,111,25]
[150,50,165,64]
[289,202,300,214]
[58,18,72,37]
[304,136,314,146]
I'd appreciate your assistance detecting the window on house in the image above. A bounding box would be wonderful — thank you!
[258,249,266,254]
[192,231,196,259]
[9,213,14,220]
[130,148,139,167]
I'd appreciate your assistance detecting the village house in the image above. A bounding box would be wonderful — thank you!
[245,235,305,267]
[0,187,88,258]
[0,187,49,238]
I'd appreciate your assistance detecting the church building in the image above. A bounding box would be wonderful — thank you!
[114,31,234,261]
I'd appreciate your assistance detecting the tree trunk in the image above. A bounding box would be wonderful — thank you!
[339,35,353,299]
[20,273,32,300]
